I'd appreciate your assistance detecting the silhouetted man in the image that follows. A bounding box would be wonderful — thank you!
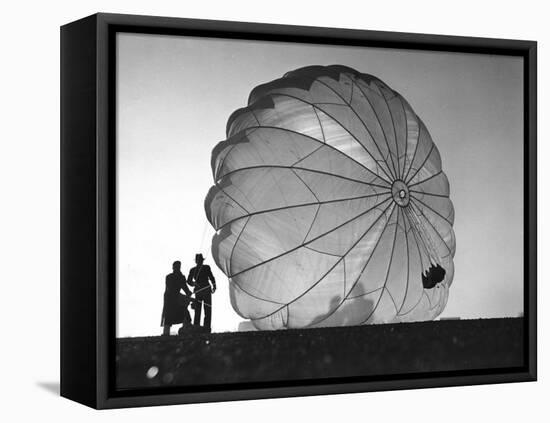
[187,253,216,332]
[161,261,192,336]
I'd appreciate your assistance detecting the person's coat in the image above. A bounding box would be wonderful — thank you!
[161,271,192,326]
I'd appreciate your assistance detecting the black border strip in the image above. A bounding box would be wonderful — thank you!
[93,13,536,409]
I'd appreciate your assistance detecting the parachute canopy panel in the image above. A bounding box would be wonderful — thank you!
[205,65,456,330]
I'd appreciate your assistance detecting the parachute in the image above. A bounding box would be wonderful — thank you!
[205,65,456,330]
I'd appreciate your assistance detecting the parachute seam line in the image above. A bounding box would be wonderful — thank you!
[290,145,324,167]
[230,122,392,186]
[230,183,257,213]
[217,127,260,180]
[409,198,453,255]
[380,210,402,314]
[358,204,400,325]
[294,81,396,182]
[303,245,343,257]
[408,169,443,189]
[311,104,327,143]
[250,199,395,323]
[397,207,411,314]
[332,206,397,317]
[405,143,436,186]
[411,195,454,226]
[217,145,238,181]
[215,183,250,214]
[343,259,347,299]
[405,144,436,186]
[384,287,399,313]
[217,191,389,232]
[312,102,349,106]
[342,77,398,179]
[398,289,426,317]
[219,164,391,190]
[428,288,441,311]
[265,168,308,255]
[278,91,395,182]
[410,189,449,199]
[291,168,320,202]
[302,76,394,180]
[424,291,433,308]
[402,122,423,182]
[426,288,437,309]
[369,80,385,97]
[227,218,284,305]
[250,109,262,126]
[399,97,409,180]
[268,89,392,177]
[302,204,321,244]
[349,79,400,180]
[347,287,383,300]
[229,195,392,278]
[288,169,320,252]
[303,202,397,326]
[232,282,285,306]
[338,78,398,180]
[379,87,401,179]
[430,289,442,311]
[228,216,249,277]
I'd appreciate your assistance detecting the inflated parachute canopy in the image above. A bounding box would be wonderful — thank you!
[205,65,456,330]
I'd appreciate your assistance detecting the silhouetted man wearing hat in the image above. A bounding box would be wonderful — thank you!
[187,253,216,332]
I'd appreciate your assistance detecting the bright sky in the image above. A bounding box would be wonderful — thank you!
[116,33,523,337]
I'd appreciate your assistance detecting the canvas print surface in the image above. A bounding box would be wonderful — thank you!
[115,33,524,390]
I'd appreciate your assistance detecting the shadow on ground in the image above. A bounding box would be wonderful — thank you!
[36,382,60,396]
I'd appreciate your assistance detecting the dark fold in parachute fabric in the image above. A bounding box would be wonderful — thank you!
[205,65,456,330]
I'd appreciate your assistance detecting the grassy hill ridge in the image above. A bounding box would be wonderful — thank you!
[116,318,524,389]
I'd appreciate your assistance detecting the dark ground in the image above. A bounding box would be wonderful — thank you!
[116,318,524,390]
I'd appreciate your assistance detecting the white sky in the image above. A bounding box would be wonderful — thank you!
[116,33,523,337]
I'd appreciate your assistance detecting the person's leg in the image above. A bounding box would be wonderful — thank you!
[183,303,191,325]
[203,293,212,331]
[193,299,202,326]
[163,324,171,336]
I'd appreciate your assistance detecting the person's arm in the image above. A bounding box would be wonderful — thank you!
[208,266,216,293]
[187,268,195,286]
[181,275,192,296]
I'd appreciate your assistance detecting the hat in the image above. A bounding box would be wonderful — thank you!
[195,253,204,261]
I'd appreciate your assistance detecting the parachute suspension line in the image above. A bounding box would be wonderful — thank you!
[199,219,210,254]
[306,201,398,327]
[403,205,440,266]
[254,199,396,323]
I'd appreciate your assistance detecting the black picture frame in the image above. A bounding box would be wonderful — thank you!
[60,12,537,409]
